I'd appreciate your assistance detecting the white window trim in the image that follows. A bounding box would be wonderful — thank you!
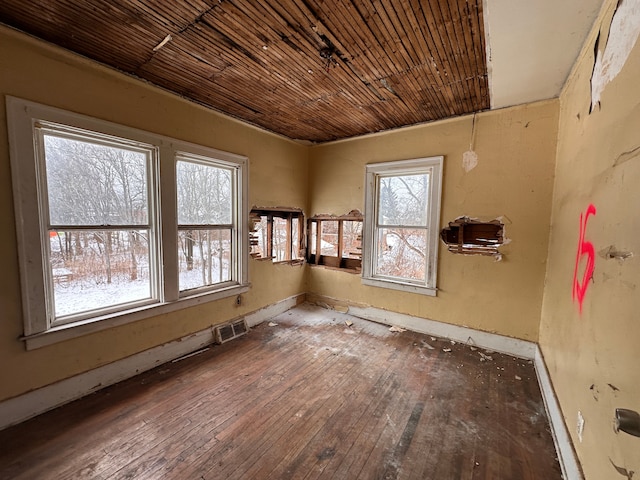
[7,96,249,349]
[362,156,443,296]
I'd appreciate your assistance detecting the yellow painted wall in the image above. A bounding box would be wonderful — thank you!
[539,1,640,477]
[308,101,559,341]
[0,27,308,402]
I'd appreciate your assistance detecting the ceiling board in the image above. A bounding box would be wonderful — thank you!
[0,1,604,142]
[0,0,489,142]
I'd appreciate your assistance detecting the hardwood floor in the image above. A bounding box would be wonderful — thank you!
[0,304,562,479]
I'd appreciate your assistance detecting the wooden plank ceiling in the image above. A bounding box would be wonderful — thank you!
[0,0,490,143]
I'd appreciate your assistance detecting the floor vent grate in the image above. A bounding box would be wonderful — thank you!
[214,319,248,344]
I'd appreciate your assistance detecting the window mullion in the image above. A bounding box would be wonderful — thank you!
[160,143,178,302]
[337,220,344,260]
[267,214,274,259]
[286,213,293,261]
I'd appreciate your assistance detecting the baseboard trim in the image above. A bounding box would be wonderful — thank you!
[332,302,536,359]
[244,293,305,327]
[535,346,584,480]
[0,294,304,431]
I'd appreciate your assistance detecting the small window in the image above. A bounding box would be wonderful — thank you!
[250,209,304,263]
[362,157,443,295]
[307,211,363,272]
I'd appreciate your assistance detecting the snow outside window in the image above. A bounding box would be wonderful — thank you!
[39,127,158,326]
[362,157,443,295]
[176,156,235,292]
[7,97,248,348]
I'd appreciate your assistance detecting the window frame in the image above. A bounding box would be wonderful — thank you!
[7,96,249,349]
[307,212,363,273]
[249,208,304,264]
[362,157,443,295]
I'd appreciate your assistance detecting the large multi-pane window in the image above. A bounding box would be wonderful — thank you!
[362,157,443,295]
[8,97,248,347]
[40,126,157,323]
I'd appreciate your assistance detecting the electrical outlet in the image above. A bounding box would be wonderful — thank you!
[235,294,242,306]
[577,410,585,442]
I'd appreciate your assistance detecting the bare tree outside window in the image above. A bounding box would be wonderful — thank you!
[43,133,153,318]
[176,158,233,291]
[376,174,429,281]
[363,157,442,294]
[8,97,249,342]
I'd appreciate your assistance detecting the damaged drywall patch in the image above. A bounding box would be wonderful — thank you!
[462,150,479,172]
[440,216,508,259]
[599,245,634,263]
[462,113,479,172]
[591,0,640,111]
[610,458,635,479]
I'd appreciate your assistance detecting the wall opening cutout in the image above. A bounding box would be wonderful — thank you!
[250,208,304,264]
[440,217,505,258]
[308,210,363,272]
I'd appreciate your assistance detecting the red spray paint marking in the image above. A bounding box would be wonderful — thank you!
[572,204,596,313]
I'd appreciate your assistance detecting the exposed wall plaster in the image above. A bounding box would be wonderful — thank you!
[591,0,640,110]
[462,114,479,172]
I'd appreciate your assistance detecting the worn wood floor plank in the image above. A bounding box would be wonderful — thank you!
[0,304,562,480]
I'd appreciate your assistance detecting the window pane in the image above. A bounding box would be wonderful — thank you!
[342,221,363,258]
[49,229,152,318]
[375,227,427,281]
[44,135,148,226]
[378,174,429,226]
[178,229,231,290]
[321,221,338,256]
[176,160,232,225]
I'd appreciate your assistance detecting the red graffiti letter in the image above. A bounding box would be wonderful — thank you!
[572,204,596,313]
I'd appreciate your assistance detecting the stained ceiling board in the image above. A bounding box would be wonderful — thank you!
[0,0,603,143]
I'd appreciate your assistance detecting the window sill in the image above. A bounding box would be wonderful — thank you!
[361,277,437,296]
[308,263,362,274]
[21,284,250,350]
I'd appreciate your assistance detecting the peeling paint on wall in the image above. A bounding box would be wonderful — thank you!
[591,0,640,110]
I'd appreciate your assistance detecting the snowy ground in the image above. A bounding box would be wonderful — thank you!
[53,263,229,318]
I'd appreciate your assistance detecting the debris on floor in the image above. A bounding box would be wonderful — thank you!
[345,320,353,327]
[421,340,435,350]
[479,352,493,362]
[443,348,452,353]
[389,326,406,333]
[268,322,278,327]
